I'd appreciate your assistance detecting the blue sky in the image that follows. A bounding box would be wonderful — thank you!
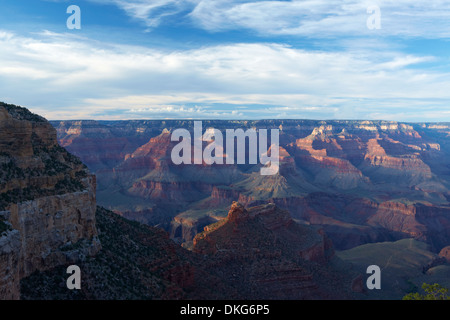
[1,0,450,121]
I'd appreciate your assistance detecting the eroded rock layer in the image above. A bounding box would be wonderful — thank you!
[0,103,100,299]
[193,202,352,299]
[52,119,450,253]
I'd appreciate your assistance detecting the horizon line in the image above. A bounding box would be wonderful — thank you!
[47,118,450,124]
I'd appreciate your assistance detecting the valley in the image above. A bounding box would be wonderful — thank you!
[51,119,450,254]
[0,102,448,300]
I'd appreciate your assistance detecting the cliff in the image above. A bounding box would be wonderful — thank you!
[20,206,240,300]
[20,203,355,300]
[192,202,353,299]
[0,103,101,300]
[194,202,334,261]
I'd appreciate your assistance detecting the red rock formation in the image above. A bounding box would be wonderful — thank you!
[192,202,355,299]
[268,193,450,251]
[0,103,101,299]
[439,246,450,262]
[211,185,241,202]
[50,119,450,254]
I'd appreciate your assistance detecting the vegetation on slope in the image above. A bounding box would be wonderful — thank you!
[403,282,450,300]
[0,102,46,123]
[20,206,233,300]
[21,207,186,299]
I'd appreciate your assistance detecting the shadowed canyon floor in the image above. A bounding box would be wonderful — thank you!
[21,205,362,300]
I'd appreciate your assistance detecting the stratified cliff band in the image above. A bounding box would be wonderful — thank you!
[0,103,100,299]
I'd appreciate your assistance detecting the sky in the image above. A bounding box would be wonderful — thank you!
[1,0,450,121]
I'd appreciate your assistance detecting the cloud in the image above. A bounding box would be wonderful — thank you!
[0,29,450,121]
[88,0,198,28]
[84,0,450,38]
[189,0,450,38]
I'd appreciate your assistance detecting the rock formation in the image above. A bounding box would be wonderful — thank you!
[439,246,450,262]
[50,119,450,254]
[0,103,101,299]
[192,202,353,299]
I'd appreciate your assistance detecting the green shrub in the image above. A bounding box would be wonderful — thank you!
[403,283,450,300]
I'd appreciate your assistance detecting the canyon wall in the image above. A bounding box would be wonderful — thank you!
[192,202,351,299]
[0,103,100,299]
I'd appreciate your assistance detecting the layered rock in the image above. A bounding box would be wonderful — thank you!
[192,202,350,299]
[194,202,333,262]
[20,207,240,300]
[270,193,450,251]
[439,246,450,261]
[52,120,153,171]
[0,103,101,299]
[50,119,450,253]
[7,175,100,279]
[170,213,217,243]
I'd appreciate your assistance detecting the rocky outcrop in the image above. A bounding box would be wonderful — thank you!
[211,185,241,202]
[192,202,350,299]
[52,120,153,171]
[194,202,333,262]
[170,214,217,243]
[7,175,100,279]
[269,193,450,251]
[0,103,101,300]
[439,246,450,262]
[19,207,241,300]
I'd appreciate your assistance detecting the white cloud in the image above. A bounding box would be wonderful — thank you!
[189,0,450,37]
[87,0,450,38]
[1,29,450,121]
[88,0,198,28]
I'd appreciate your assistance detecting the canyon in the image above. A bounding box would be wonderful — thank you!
[52,119,450,254]
[20,204,360,300]
[0,103,360,300]
[1,101,449,300]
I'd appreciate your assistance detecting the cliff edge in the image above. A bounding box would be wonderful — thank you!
[0,102,100,299]
[193,202,355,299]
